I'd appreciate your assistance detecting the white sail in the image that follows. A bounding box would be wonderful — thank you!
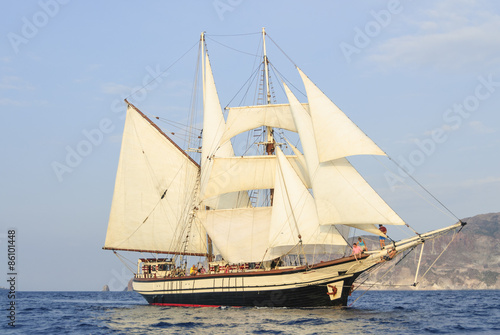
[200,53,233,169]
[202,155,310,200]
[200,51,250,209]
[105,104,207,255]
[197,207,272,263]
[266,148,346,260]
[284,84,405,232]
[314,158,405,226]
[220,103,308,145]
[285,140,311,187]
[298,67,386,162]
[344,224,384,237]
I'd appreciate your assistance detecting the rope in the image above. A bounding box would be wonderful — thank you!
[206,36,260,57]
[113,251,136,274]
[269,62,307,99]
[387,156,462,223]
[125,40,199,100]
[418,229,460,283]
[266,33,297,68]
[349,247,416,307]
[207,32,261,37]
[224,63,262,108]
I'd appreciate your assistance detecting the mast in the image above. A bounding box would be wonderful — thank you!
[262,27,275,204]
[201,31,206,105]
[200,31,215,263]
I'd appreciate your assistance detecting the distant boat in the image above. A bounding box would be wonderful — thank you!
[103,28,465,307]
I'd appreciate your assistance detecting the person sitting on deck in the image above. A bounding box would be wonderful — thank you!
[351,242,362,259]
[357,237,367,252]
[189,264,197,276]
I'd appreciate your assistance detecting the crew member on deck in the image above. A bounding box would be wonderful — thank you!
[379,224,387,249]
[352,242,362,259]
[357,237,367,252]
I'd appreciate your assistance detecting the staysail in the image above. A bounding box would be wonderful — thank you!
[199,50,250,209]
[267,147,346,260]
[104,102,207,255]
[297,67,386,162]
[284,81,405,234]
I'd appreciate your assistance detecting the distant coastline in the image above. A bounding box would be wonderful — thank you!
[353,212,499,291]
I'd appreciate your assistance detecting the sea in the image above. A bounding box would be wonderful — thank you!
[1,290,499,334]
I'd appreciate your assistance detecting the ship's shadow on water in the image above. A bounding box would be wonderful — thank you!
[1,290,499,334]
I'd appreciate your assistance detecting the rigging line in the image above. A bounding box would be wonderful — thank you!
[269,62,307,99]
[125,40,199,100]
[238,62,264,107]
[387,156,462,223]
[374,154,462,223]
[118,156,190,247]
[275,155,306,250]
[113,250,138,268]
[155,117,202,131]
[186,40,202,157]
[206,36,261,57]
[167,171,201,255]
[207,32,261,37]
[330,156,400,226]
[224,62,263,108]
[155,123,200,138]
[419,229,460,283]
[266,33,297,68]
[112,251,136,274]
[349,246,416,306]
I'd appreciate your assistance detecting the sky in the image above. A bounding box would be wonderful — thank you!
[1,0,499,291]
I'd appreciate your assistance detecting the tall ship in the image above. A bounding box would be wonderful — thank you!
[103,29,465,307]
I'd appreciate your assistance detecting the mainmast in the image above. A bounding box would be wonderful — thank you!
[262,27,275,204]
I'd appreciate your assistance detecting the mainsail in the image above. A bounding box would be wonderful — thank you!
[104,103,207,255]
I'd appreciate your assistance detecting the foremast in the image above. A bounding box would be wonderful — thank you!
[262,27,276,204]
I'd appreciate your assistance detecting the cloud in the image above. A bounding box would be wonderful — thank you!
[469,120,495,133]
[458,176,500,188]
[101,82,132,95]
[367,1,500,71]
[0,76,35,90]
[0,98,30,106]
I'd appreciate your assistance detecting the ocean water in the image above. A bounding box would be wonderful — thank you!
[1,290,499,334]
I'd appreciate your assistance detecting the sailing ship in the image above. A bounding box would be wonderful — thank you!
[103,29,465,307]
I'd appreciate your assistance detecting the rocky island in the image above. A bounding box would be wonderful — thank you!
[357,212,499,290]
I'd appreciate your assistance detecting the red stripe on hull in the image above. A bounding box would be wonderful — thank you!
[151,302,241,308]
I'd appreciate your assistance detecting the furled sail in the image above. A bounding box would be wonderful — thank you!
[284,83,405,234]
[220,103,308,145]
[105,103,207,255]
[297,67,386,162]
